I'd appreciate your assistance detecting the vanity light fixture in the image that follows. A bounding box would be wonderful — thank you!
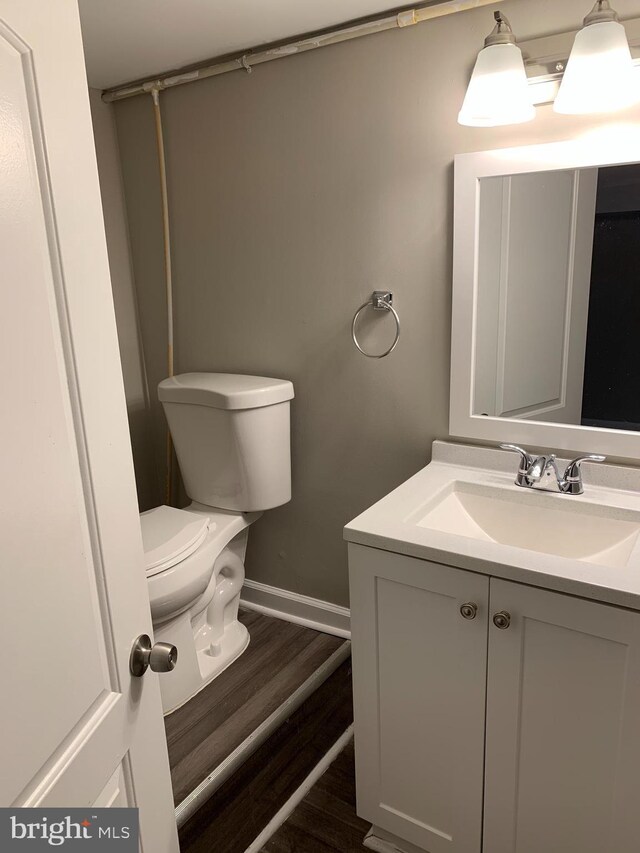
[554,0,639,114]
[458,11,535,127]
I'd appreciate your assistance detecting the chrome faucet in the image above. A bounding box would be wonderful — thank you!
[499,444,605,495]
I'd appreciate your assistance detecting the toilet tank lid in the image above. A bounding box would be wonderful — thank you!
[140,505,210,575]
[158,373,294,410]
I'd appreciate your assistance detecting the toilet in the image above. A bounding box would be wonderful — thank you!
[140,372,294,714]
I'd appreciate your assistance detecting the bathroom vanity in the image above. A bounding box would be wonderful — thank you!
[344,134,640,853]
[345,442,640,853]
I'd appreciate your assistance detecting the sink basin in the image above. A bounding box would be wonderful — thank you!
[345,442,640,610]
[415,482,640,568]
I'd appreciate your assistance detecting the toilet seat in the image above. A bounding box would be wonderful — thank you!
[140,505,210,576]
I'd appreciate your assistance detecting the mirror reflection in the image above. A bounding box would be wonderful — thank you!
[474,163,640,431]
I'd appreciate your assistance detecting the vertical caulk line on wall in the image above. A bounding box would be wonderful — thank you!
[151,86,175,505]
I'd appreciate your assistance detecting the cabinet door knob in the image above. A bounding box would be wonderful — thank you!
[493,611,511,630]
[460,602,478,620]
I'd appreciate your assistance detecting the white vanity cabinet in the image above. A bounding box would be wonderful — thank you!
[483,579,640,853]
[349,543,640,853]
[349,545,489,853]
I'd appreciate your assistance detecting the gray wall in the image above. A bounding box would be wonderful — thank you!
[89,90,159,510]
[111,0,640,606]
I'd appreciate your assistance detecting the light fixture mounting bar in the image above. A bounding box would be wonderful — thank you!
[520,14,640,105]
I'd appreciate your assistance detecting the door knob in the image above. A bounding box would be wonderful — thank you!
[130,634,178,677]
[492,611,511,630]
[460,602,478,620]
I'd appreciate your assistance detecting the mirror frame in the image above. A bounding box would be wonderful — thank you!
[451,135,640,460]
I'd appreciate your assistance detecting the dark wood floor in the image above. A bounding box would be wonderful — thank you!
[179,657,354,853]
[165,608,344,806]
[261,741,369,852]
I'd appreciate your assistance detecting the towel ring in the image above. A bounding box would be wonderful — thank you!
[351,291,400,359]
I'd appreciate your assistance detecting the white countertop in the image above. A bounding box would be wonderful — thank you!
[344,441,640,611]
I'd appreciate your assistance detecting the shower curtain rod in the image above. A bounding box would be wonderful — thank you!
[102,0,496,103]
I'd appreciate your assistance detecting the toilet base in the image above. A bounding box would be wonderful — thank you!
[153,536,251,715]
[156,613,250,715]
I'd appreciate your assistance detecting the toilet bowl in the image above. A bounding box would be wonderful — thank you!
[140,373,294,714]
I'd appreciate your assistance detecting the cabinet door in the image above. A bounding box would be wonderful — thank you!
[349,544,489,853]
[484,579,640,853]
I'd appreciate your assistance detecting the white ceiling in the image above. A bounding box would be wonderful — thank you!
[79,0,406,90]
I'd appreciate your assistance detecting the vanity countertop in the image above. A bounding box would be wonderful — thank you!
[344,440,640,611]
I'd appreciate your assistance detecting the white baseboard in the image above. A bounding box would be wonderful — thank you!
[244,726,354,853]
[240,579,351,639]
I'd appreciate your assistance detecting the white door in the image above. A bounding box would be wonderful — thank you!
[484,579,640,853]
[474,168,597,423]
[349,544,488,853]
[0,2,179,850]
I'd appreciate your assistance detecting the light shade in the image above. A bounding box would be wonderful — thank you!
[458,43,535,127]
[554,20,640,114]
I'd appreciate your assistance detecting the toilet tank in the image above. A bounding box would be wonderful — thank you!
[158,373,294,512]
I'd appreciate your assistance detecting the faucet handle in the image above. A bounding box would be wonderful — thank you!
[563,454,606,481]
[562,454,606,494]
[499,444,534,471]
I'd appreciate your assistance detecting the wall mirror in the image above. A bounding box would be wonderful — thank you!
[451,137,640,460]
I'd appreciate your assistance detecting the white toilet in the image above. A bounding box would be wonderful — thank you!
[140,372,294,714]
